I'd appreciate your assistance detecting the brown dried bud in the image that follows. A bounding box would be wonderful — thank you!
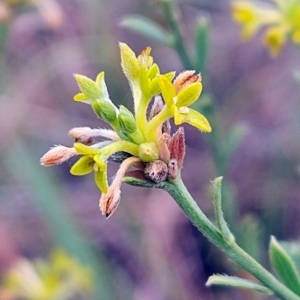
[40,145,77,166]
[144,160,168,183]
[168,127,185,169]
[173,70,201,94]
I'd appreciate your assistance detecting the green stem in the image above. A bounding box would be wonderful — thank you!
[136,94,151,138]
[145,106,172,142]
[159,0,193,70]
[164,176,300,300]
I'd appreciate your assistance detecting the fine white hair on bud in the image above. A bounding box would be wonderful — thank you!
[157,133,171,163]
[99,156,142,218]
[144,160,168,183]
[173,70,201,94]
[40,145,77,166]
[69,127,120,144]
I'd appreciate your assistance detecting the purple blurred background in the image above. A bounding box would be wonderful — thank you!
[1,0,300,299]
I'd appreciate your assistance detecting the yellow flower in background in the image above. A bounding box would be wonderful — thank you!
[232,1,281,40]
[41,43,211,218]
[0,250,93,300]
[232,0,300,57]
[263,25,287,57]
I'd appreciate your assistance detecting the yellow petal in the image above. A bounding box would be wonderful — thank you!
[178,108,212,132]
[94,168,108,193]
[157,75,176,107]
[176,82,202,107]
[263,26,286,57]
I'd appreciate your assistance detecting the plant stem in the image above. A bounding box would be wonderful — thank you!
[159,0,194,70]
[164,176,300,300]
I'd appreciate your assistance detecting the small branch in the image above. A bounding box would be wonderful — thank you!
[206,275,272,295]
[159,0,194,69]
[212,177,233,242]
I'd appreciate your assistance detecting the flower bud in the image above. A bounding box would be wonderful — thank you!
[169,127,185,168]
[40,145,77,166]
[118,105,137,134]
[92,100,117,125]
[144,160,168,183]
[173,70,201,94]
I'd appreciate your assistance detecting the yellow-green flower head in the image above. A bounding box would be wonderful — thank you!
[40,43,212,218]
[0,249,93,300]
[232,0,300,57]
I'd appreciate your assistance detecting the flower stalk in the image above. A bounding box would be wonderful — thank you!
[163,176,300,300]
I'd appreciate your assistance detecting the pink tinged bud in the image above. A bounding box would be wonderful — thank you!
[144,160,168,183]
[167,159,179,180]
[149,96,171,135]
[168,127,186,169]
[149,96,164,120]
[40,145,77,166]
[99,156,141,218]
[99,187,121,219]
[173,70,202,94]
[157,133,171,163]
[69,127,120,144]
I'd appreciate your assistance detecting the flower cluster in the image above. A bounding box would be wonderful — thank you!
[232,0,300,57]
[0,250,93,300]
[40,43,211,218]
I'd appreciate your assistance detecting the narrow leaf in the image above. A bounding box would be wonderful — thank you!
[212,177,233,241]
[194,16,210,73]
[120,15,172,47]
[206,275,272,295]
[270,236,300,296]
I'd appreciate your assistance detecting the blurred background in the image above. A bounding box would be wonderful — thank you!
[0,0,300,299]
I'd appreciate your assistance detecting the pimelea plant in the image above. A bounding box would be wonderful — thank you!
[41,43,300,300]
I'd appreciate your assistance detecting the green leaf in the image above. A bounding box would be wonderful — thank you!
[120,15,172,47]
[280,240,300,273]
[70,156,94,176]
[211,177,233,242]
[206,275,272,295]
[270,236,300,296]
[194,16,210,73]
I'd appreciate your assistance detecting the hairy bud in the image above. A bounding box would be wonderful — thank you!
[144,160,168,183]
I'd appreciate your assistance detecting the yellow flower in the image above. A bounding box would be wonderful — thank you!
[41,43,212,218]
[145,71,211,141]
[263,25,287,57]
[232,1,281,40]
[232,0,300,56]
[1,250,93,300]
